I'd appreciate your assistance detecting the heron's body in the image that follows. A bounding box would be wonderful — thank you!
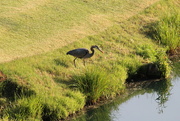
[66,45,103,67]
[67,48,92,58]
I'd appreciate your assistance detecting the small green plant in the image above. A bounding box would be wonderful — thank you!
[153,8,180,53]
[73,68,110,104]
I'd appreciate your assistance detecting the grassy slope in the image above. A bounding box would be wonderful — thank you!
[0,0,179,120]
[0,0,158,63]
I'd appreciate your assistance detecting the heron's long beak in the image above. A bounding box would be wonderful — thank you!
[98,48,103,53]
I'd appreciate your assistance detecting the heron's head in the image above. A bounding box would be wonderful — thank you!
[91,45,103,53]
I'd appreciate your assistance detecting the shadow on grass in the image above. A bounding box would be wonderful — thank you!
[126,63,163,82]
[0,79,35,101]
[140,22,157,40]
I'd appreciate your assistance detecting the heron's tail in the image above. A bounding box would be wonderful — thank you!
[66,51,70,55]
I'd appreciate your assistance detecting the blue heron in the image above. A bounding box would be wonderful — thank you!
[66,45,103,67]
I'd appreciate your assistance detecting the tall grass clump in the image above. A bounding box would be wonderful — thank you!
[41,92,85,121]
[2,96,43,120]
[153,8,180,53]
[73,68,110,104]
[136,45,171,79]
[136,44,157,62]
[2,93,85,121]
[155,49,172,78]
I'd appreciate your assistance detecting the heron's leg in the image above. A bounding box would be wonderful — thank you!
[83,59,86,66]
[73,58,77,67]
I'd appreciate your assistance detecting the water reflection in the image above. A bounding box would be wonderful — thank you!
[146,79,172,114]
[71,62,180,121]
[72,80,173,121]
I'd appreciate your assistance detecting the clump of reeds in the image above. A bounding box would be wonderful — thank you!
[2,92,85,121]
[73,68,110,104]
[155,49,172,78]
[136,44,171,79]
[153,7,180,54]
[136,44,157,62]
[2,96,43,120]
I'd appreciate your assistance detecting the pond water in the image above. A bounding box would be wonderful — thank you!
[110,76,180,121]
[71,62,180,121]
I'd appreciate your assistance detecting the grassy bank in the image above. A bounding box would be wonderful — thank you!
[0,0,179,120]
[150,1,180,54]
[0,0,159,63]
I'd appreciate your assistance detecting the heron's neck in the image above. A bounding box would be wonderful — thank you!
[84,47,95,58]
[90,48,95,55]
[85,47,94,58]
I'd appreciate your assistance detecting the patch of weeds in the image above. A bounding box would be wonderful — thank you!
[153,8,180,53]
[136,44,171,79]
[2,96,43,120]
[136,44,157,62]
[42,100,67,121]
[131,49,171,80]
[73,67,110,104]
[155,49,172,78]
[42,94,85,121]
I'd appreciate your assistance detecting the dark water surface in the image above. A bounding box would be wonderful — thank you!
[72,63,180,121]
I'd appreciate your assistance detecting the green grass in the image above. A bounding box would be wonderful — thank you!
[136,44,157,62]
[136,45,171,78]
[0,0,177,120]
[153,7,180,53]
[73,68,110,104]
[140,0,180,53]
[0,0,157,63]
[2,96,43,120]
[73,66,126,104]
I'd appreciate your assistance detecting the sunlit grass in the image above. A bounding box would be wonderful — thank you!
[136,44,157,62]
[136,44,171,78]
[3,96,43,120]
[73,68,109,104]
[0,0,154,63]
[153,8,180,53]
[143,0,180,53]
[0,0,177,120]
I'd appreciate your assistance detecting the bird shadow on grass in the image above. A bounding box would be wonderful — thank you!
[54,58,69,68]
